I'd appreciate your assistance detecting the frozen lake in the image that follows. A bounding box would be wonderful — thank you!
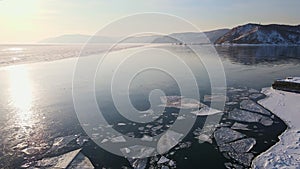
[0,45,300,168]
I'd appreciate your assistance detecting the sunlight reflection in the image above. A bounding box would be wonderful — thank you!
[8,65,33,128]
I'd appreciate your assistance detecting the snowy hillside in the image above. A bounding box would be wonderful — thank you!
[215,23,300,45]
[152,29,229,44]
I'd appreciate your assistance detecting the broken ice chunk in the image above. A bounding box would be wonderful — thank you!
[68,152,94,169]
[157,130,183,154]
[35,149,81,168]
[141,135,153,142]
[168,160,175,167]
[117,123,127,126]
[46,135,80,155]
[177,116,186,120]
[128,158,148,169]
[228,108,273,126]
[157,156,170,164]
[240,100,271,115]
[121,145,155,158]
[231,122,250,131]
[190,106,222,116]
[111,136,126,143]
[161,165,170,169]
[160,96,182,104]
[214,127,245,146]
[224,162,244,169]
[195,134,212,144]
[160,96,204,109]
[76,136,89,146]
[176,142,192,150]
[218,143,234,152]
[229,138,256,153]
[228,152,254,166]
[101,138,109,144]
[259,116,274,126]
[226,102,238,106]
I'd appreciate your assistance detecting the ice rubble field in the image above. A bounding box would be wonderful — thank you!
[14,87,288,169]
[252,88,300,169]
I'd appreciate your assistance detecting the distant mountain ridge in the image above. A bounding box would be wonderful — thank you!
[152,29,230,44]
[39,29,230,44]
[215,23,300,45]
[40,23,300,45]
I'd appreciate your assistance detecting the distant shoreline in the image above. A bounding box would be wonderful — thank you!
[0,44,300,68]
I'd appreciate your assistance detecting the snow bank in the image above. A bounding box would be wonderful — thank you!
[252,87,300,168]
[278,77,300,84]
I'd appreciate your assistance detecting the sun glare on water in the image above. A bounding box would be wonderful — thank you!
[8,66,34,128]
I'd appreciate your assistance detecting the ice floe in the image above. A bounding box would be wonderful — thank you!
[160,96,204,109]
[128,158,148,169]
[195,134,212,144]
[225,162,244,169]
[121,145,155,158]
[214,127,245,146]
[229,138,256,153]
[157,130,183,154]
[228,108,273,126]
[33,149,94,168]
[190,106,222,116]
[240,100,271,115]
[111,136,126,143]
[157,156,170,164]
[141,135,153,142]
[45,135,80,156]
[231,122,250,131]
[228,152,254,166]
[68,152,94,169]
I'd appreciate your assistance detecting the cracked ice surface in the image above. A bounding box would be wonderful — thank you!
[229,138,256,153]
[228,152,254,166]
[214,127,245,146]
[68,152,94,169]
[34,149,94,169]
[228,108,273,126]
[218,138,256,154]
[240,100,271,115]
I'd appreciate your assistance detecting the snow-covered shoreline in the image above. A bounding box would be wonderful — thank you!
[252,87,300,168]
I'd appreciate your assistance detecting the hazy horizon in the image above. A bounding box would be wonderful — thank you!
[1,0,299,43]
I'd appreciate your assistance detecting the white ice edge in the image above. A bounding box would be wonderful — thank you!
[252,87,300,169]
[277,77,300,84]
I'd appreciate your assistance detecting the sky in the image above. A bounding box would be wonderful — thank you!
[0,0,299,43]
